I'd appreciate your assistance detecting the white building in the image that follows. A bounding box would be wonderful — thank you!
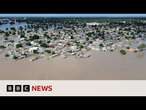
[86,22,100,26]
[29,47,39,53]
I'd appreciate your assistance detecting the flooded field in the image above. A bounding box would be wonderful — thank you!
[0,50,146,80]
[0,22,27,31]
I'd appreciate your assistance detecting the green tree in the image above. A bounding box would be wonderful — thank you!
[40,43,48,48]
[5,32,9,37]
[120,49,127,55]
[16,43,23,48]
[29,34,39,41]
[137,43,146,51]
[0,45,6,49]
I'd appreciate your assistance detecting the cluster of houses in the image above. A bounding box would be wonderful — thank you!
[0,19,146,61]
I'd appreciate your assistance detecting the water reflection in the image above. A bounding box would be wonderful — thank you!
[0,22,27,31]
[136,52,145,58]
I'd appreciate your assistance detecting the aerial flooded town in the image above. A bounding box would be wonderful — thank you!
[0,14,146,80]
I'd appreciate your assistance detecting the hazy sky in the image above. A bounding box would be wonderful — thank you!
[0,14,146,17]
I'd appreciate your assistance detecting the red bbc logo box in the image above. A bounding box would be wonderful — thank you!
[6,85,30,92]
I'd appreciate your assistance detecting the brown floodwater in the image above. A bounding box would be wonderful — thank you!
[0,50,146,80]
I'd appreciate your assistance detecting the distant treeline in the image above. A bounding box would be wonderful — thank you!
[1,17,146,25]
[18,17,146,25]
